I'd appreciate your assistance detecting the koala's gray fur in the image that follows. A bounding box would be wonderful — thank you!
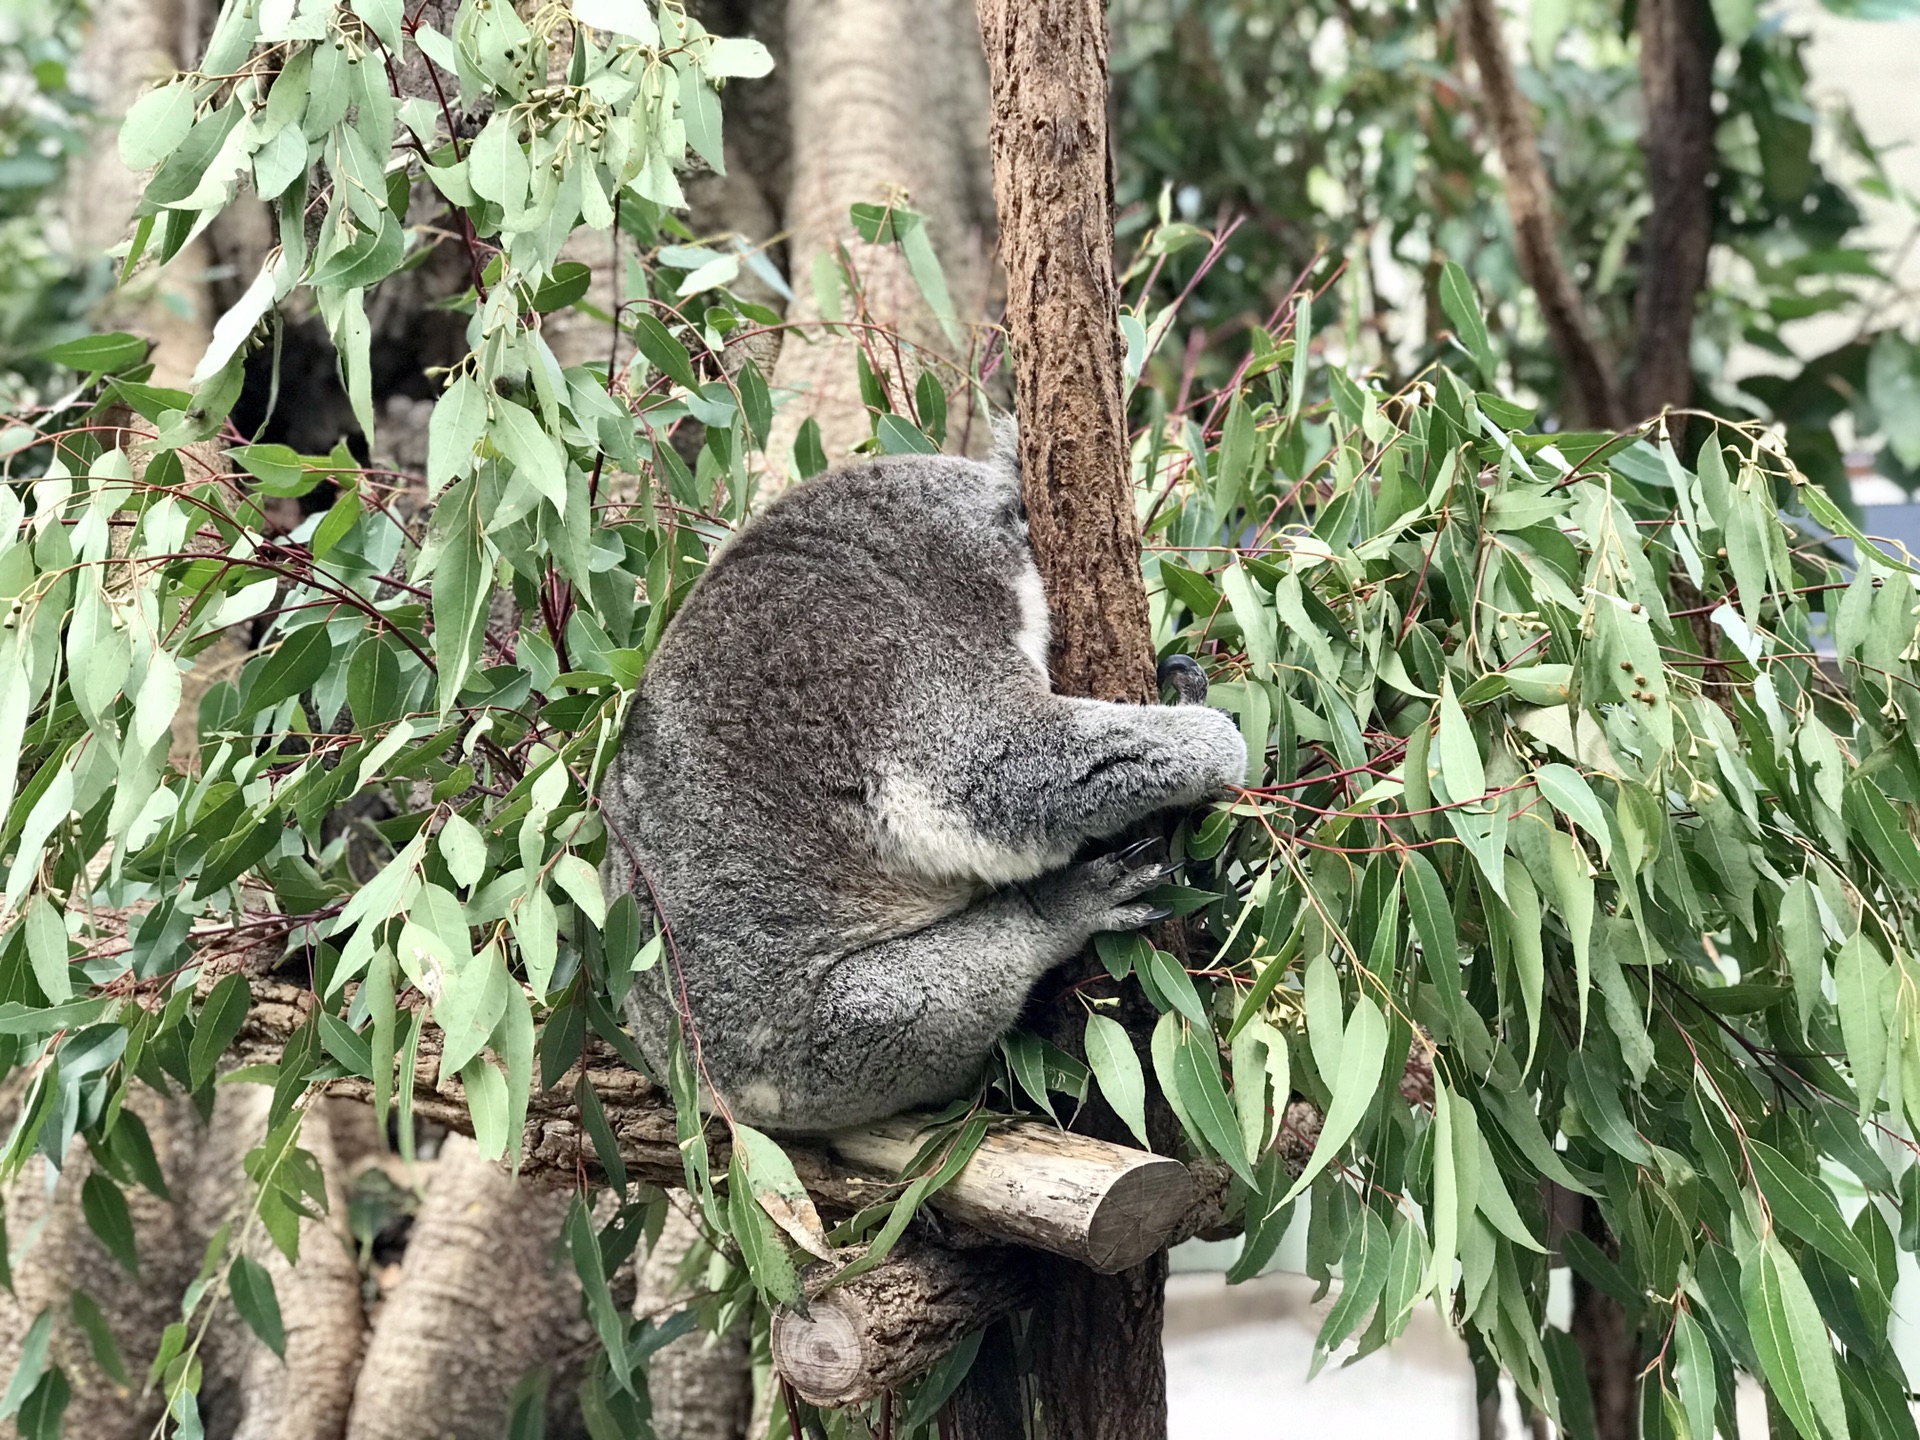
[598,437,1247,1134]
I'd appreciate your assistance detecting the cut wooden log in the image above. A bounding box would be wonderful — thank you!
[830,1118,1194,1274]
[220,975,1207,1271]
[770,1243,1033,1408]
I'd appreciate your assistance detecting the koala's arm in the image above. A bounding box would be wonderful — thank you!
[945,693,1248,858]
[782,851,1167,1131]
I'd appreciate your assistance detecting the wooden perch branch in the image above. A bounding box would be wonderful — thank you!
[831,1117,1195,1273]
[224,978,1199,1269]
[770,1243,1035,1408]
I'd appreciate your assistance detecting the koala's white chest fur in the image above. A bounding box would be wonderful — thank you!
[1014,562,1051,677]
[870,771,1062,886]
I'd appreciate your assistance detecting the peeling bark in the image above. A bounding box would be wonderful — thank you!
[1455,0,1624,428]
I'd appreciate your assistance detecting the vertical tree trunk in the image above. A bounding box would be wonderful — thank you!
[343,1137,588,1440]
[1628,0,1717,420]
[635,1199,754,1440]
[972,4,1167,1437]
[763,0,997,479]
[977,0,1153,707]
[1455,0,1624,429]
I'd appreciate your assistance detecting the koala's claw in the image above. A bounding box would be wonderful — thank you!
[1116,835,1160,863]
[1135,905,1174,923]
[1157,653,1210,706]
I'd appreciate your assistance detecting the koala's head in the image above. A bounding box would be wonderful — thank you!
[759,444,1036,595]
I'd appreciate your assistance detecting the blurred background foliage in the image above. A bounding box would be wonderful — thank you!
[0,2,104,408]
[1109,0,1920,501]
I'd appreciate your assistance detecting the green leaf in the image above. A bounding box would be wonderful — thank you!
[733,1123,833,1261]
[1747,1140,1875,1277]
[575,1076,626,1192]
[69,1292,128,1386]
[1742,1233,1848,1440]
[564,1196,632,1394]
[190,976,252,1091]
[1143,946,1208,1026]
[1084,1013,1150,1148]
[491,397,569,513]
[120,83,198,170]
[1534,764,1612,863]
[80,1173,139,1275]
[1438,260,1496,383]
[727,1149,801,1307]
[1671,1311,1717,1440]
[228,1256,286,1359]
[531,261,593,312]
[1312,1205,1390,1373]
[23,897,71,1005]
[437,812,487,890]
[0,1308,52,1419]
[1844,781,1920,890]
[630,314,700,392]
[1436,677,1485,803]
[43,331,150,375]
[1403,851,1463,1021]
[1835,932,1889,1118]
[248,624,333,716]
[427,374,488,492]
[1284,994,1388,1202]
[1170,1019,1253,1186]
[1779,876,1825,1028]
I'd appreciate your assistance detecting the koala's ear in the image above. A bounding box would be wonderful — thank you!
[989,412,1021,487]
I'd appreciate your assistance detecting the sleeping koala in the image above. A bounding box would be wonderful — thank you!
[598,435,1247,1133]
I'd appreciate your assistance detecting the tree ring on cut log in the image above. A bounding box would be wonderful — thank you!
[776,1295,868,1405]
[1081,1155,1194,1271]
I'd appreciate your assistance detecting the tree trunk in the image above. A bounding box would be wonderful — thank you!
[763,0,998,478]
[1570,1198,1639,1440]
[68,0,213,388]
[343,1136,589,1440]
[972,4,1169,1437]
[1455,0,1624,428]
[977,0,1152,707]
[635,1199,754,1440]
[1628,0,1717,420]
[193,1094,369,1440]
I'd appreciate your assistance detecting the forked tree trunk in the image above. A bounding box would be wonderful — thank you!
[970,2,1168,1436]
[1455,0,1624,429]
[1628,0,1717,420]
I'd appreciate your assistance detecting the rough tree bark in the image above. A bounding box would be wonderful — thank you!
[1455,0,1625,429]
[1628,0,1718,420]
[972,2,1170,1436]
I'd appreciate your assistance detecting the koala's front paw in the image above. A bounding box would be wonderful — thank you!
[1052,841,1179,934]
[1172,704,1251,795]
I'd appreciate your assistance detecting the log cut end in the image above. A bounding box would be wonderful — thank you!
[773,1293,870,1407]
[1082,1153,1194,1272]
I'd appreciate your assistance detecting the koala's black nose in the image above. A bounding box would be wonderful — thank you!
[1156,653,1209,705]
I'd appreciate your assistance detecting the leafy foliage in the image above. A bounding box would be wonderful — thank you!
[0,0,1917,1436]
[1110,0,1920,497]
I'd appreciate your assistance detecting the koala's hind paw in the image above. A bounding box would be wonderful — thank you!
[1157,653,1210,706]
[1061,847,1179,934]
